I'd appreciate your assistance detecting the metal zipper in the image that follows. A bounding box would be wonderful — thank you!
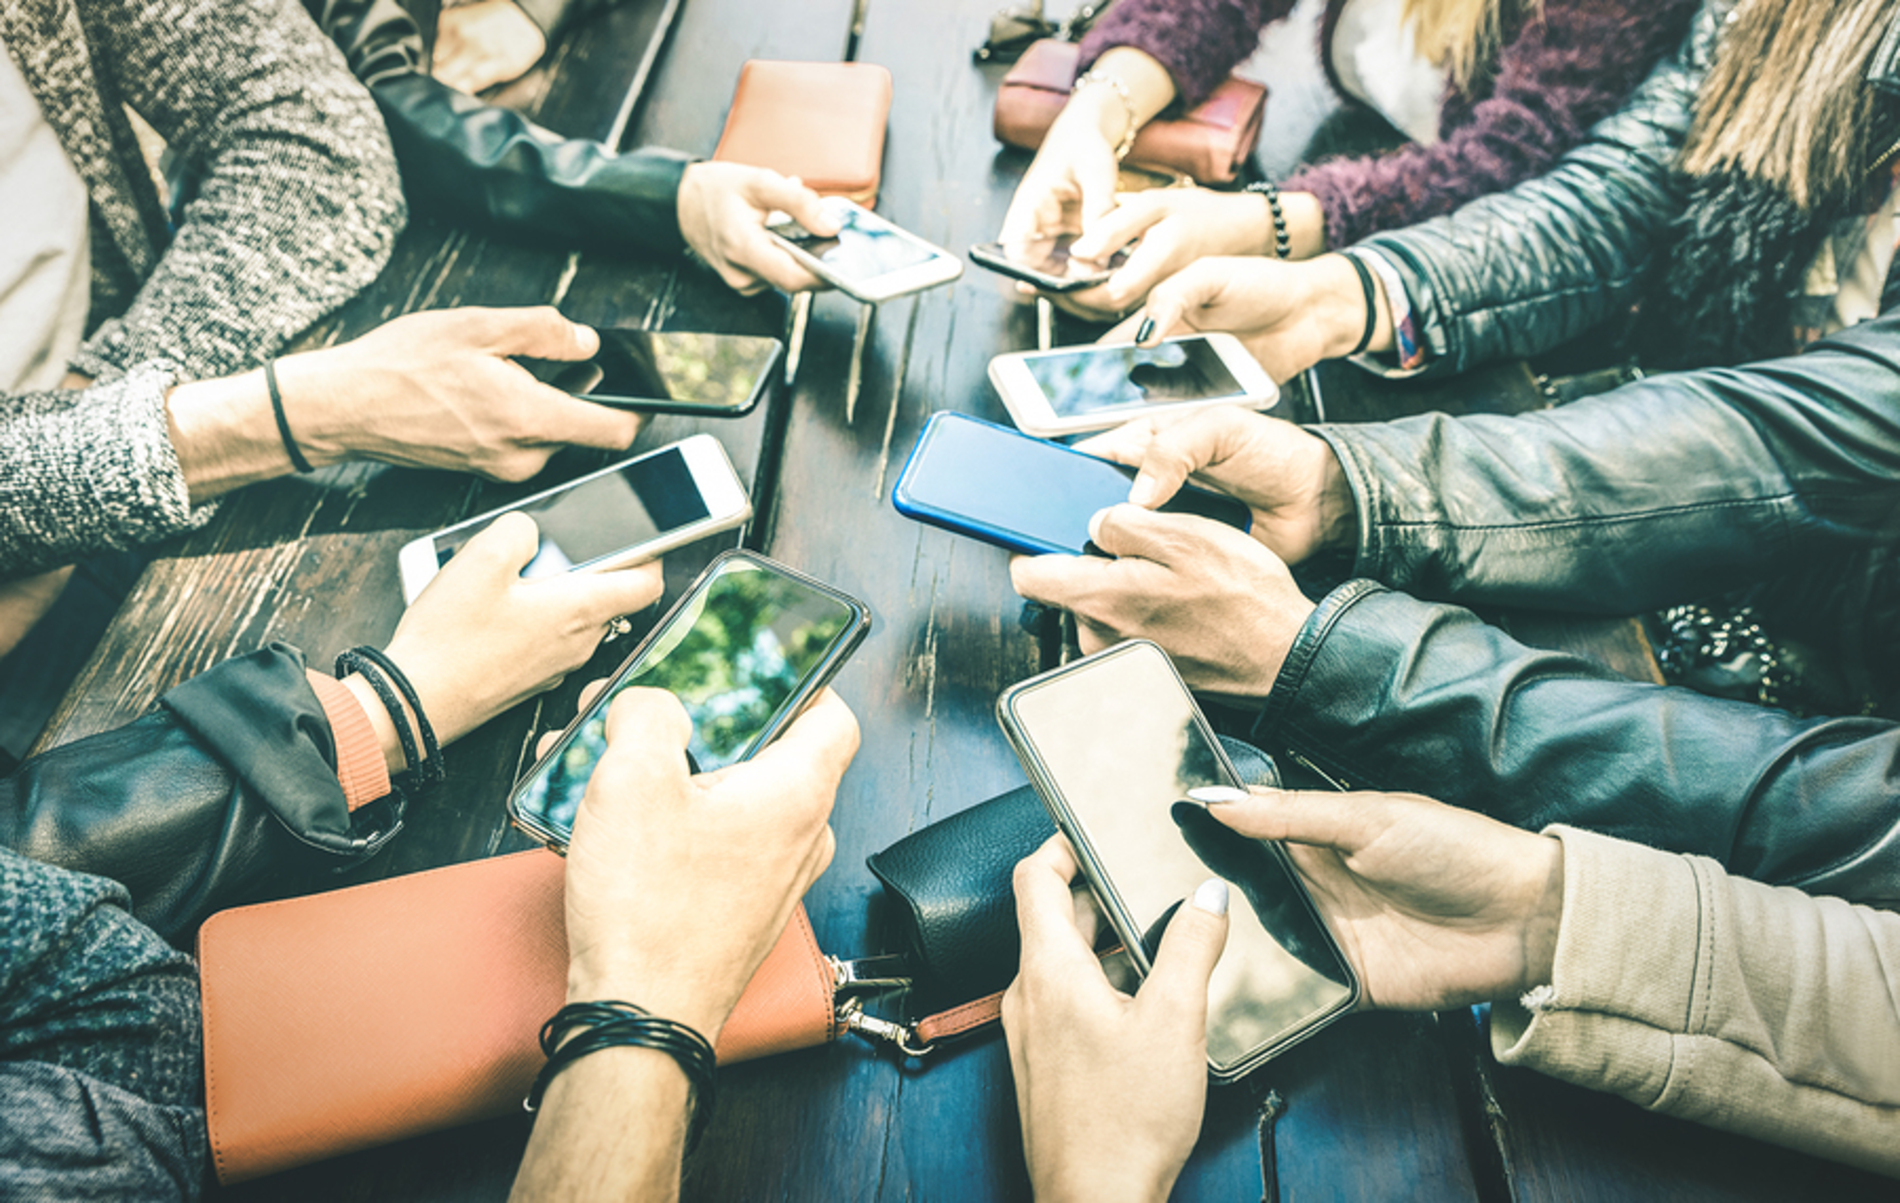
[1286,748,1353,792]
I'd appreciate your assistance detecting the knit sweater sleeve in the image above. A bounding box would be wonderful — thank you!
[1283,0,1698,251]
[1077,0,1296,109]
[71,0,405,383]
[0,364,210,581]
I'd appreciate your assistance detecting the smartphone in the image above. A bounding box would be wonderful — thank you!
[989,333,1278,438]
[998,641,1359,1081]
[766,197,963,303]
[520,329,782,416]
[968,236,1128,293]
[507,551,871,849]
[892,412,1250,557]
[396,435,752,604]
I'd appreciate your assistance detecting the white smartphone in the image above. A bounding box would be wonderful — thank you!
[396,435,751,604]
[766,197,963,303]
[988,332,1278,438]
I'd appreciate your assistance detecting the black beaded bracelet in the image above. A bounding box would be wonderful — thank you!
[526,1002,718,1153]
[1244,180,1292,260]
[264,360,314,475]
[1341,252,1380,357]
[334,646,443,784]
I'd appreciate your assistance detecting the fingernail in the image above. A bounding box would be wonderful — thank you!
[1128,474,1157,507]
[1087,508,1107,543]
[1191,878,1229,916]
[1134,316,1155,344]
[1187,785,1249,806]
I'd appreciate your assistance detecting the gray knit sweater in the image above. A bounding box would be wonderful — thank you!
[0,0,406,580]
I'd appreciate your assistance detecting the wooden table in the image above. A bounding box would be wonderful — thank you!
[40,0,1894,1198]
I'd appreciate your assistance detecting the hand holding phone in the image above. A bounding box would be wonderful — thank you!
[766,197,962,303]
[892,412,1250,557]
[989,333,1276,437]
[998,641,1359,1080]
[507,552,871,849]
[969,236,1129,293]
[398,435,751,604]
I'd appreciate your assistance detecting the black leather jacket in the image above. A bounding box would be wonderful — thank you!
[305,0,692,257]
[0,645,399,944]
[1252,312,1900,909]
[1356,0,1900,375]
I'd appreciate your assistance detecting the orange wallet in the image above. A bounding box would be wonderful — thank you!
[712,60,893,206]
[198,850,839,1184]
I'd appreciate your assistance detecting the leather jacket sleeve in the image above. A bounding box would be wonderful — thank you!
[0,644,402,945]
[309,0,691,258]
[1311,310,1900,613]
[1250,582,1900,909]
[1349,0,1722,375]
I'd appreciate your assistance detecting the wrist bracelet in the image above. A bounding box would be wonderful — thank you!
[1072,69,1138,162]
[334,647,443,784]
[265,360,315,474]
[527,1002,718,1153]
[1341,252,1379,357]
[1243,181,1292,260]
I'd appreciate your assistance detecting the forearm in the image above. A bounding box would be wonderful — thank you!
[1077,0,1291,108]
[78,0,404,380]
[1312,314,1900,610]
[1493,827,1900,1177]
[510,1049,691,1202]
[1253,583,1900,905]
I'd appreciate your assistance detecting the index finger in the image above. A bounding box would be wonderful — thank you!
[1007,549,1122,609]
[534,392,646,453]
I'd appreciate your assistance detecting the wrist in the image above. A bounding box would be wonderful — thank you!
[340,672,408,775]
[1515,836,1566,992]
[566,963,736,1044]
[165,372,301,504]
[1312,443,1357,556]
[1311,255,1390,361]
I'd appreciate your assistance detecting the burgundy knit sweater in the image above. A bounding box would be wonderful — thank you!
[1079,0,1698,251]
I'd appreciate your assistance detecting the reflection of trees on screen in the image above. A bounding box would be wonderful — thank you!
[651,334,771,409]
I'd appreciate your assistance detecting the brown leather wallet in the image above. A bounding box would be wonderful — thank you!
[993,40,1268,185]
[198,850,838,1184]
[713,60,894,207]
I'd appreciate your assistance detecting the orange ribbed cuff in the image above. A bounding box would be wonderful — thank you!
[307,671,393,812]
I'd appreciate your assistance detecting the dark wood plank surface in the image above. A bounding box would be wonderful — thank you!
[36,0,1887,1198]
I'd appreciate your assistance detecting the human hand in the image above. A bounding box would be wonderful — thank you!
[280,306,642,482]
[1010,505,1315,698]
[433,0,546,95]
[559,686,859,1038]
[998,100,1124,258]
[1103,255,1386,382]
[676,163,839,295]
[360,513,663,768]
[1004,835,1229,1203]
[1072,407,1355,565]
[1201,787,1565,1009]
[1051,188,1276,321]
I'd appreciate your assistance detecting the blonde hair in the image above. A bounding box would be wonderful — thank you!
[1679,0,1896,209]
[1404,0,1535,92]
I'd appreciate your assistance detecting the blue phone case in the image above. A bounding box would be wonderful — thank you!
[891,412,1250,556]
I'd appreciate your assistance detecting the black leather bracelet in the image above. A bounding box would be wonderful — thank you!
[337,645,444,784]
[1341,252,1379,357]
[264,359,315,474]
[1244,180,1292,260]
[527,1002,718,1153]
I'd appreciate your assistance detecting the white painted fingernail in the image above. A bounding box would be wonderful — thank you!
[1191,878,1229,916]
[1187,786,1249,806]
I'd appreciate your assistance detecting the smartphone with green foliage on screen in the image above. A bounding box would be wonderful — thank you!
[506,550,871,850]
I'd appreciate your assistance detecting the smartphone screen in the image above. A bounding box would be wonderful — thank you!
[895,413,1249,556]
[433,445,710,575]
[523,331,780,412]
[1004,642,1356,1075]
[509,554,867,844]
[1024,338,1247,421]
[775,202,944,283]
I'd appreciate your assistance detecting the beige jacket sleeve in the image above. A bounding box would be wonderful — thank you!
[1489,826,1900,1177]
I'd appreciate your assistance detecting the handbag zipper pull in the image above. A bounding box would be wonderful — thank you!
[836,997,935,1058]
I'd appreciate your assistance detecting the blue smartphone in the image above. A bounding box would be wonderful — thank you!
[891,412,1252,556]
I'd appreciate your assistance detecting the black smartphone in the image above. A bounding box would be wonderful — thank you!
[998,640,1359,1081]
[506,551,872,849]
[521,330,783,416]
[969,237,1129,292]
[892,411,1251,557]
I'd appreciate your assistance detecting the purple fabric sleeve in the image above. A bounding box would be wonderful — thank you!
[1077,0,1296,109]
[1283,0,1699,250]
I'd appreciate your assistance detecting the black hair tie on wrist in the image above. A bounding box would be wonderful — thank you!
[1244,180,1292,260]
[526,1002,718,1154]
[334,646,444,784]
[1341,252,1379,357]
[265,360,315,474]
